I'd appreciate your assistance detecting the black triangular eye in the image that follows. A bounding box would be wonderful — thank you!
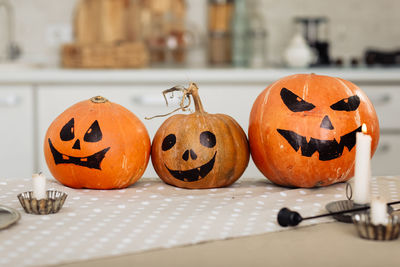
[60,118,75,141]
[84,120,102,142]
[330,95,360,111]
[280,88,315,112]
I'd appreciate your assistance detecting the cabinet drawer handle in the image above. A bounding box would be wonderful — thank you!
[375,143,390,155]
[0,95,20,107]
[369,94,391,106]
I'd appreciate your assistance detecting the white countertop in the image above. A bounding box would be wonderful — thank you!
[0,67,400,85]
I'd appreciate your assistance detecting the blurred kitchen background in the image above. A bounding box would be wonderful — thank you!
[2,0,400,69]
[2,0,400,180]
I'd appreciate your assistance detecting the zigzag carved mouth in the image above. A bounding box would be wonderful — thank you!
[165,152,216,182]
[48,138,110,170]
[277,126,362,161]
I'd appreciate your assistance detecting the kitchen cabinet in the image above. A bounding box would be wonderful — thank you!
[0,86,34,178]
[371,134,400,176]
[363,86,400,130]
[363,86,400,176]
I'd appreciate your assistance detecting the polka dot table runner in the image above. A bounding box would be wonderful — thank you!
[0,176,399,266]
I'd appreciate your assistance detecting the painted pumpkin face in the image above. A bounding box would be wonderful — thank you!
[161,130,217,182]
[276,87,362,161]
[249,74,379,188]
[44,96,151,189]
[151,83,249,189]
[48,118,110,170]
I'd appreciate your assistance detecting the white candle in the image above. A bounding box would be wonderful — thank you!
[32,172,47,200]
[370,196,389,225]
[353,124,371,205]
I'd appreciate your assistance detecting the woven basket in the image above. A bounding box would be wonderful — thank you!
[61,42,149,69]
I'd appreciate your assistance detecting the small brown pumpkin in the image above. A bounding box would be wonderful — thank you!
[151,83,249,189]
[44,96,151,189]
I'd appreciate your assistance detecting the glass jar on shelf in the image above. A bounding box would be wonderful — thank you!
[247,0,267,68]
[231,0,250,67]
[146,0,192,66]
[207,0,234,66]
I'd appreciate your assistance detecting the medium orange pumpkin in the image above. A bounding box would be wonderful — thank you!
[44,96,151,189]
[249,74,379,188]
[151,83,249,189]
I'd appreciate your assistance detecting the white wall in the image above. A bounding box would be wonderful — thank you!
[9,0,400,67]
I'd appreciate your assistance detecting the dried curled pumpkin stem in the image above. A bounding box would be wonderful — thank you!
[145,82,205,120]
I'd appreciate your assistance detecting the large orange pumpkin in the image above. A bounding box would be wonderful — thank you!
[249,74,379,188]
[44,96,151,189]
[151,83,249,189]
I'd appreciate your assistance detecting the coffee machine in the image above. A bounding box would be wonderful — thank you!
[295,17,331,66]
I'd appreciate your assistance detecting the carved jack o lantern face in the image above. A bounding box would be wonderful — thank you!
[249,74,380,188]
[48,118,110,170]
[277,87,362,161]
[162,131,217,182]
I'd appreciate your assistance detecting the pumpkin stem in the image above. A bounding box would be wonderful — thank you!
[90,96,108,103]
[187,82,205,114]
[145,82,205,120]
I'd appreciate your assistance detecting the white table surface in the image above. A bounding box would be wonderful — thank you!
[1,175,399,267]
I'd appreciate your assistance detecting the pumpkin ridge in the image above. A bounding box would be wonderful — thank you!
[65,100,95,187]
[205,114,221,187]
[216,114,239,184]
[153,114,189,185]
[113,105,134,188]
[120,103,150,187]
[256,89,286,186]
[87,98,112,188]
[179,114,194,178]
[258,86,275,179]
[303,74,311,103]
[333,78,363,127]
[333,77,356,100]
[212,113,249,187]
[228,115,249,183]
